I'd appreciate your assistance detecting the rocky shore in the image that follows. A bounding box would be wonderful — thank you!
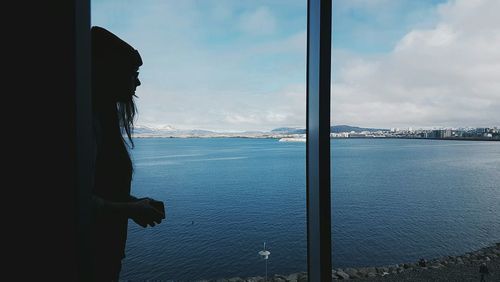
[197,242,500,282]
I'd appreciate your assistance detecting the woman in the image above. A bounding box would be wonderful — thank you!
[91,26,166,281]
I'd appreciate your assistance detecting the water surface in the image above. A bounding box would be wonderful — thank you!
[121,138,500,280]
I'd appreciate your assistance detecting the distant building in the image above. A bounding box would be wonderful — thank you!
[424,129,452,139]
[441,129,452,138]
[331,132,349,138]
[428,130,440,138]
[348,133,367,138]
[476,128,489,134]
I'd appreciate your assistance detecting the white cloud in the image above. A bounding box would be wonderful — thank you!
[239,6,277,35]
[224,110,296,127]
[332,0,500,128]
[220,84,306,130]
[95,0,499,131]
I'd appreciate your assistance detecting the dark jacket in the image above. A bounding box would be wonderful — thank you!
[91,113,134,280]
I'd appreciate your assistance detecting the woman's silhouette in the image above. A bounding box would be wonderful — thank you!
[91,26,165,281]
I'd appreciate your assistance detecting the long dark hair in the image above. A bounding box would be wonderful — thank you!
[117,93,137,148]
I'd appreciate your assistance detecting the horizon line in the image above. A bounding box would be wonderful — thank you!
[134,124,499,133]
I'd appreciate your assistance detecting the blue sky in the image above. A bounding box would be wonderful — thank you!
[92,0,499,131]
[332,0,446,53]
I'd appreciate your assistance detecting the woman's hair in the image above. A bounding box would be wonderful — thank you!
[117,92,137,148]
[91,26,143,149]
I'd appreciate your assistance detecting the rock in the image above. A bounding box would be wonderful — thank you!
[356,267,368,277]
[297,272,308,282]
[345,268,359,277]
[376,267,388,274]
[286,273,298,282]
[273,274,287,280]
[245,276,263,282]
[336,271,350,280]
[485,247,495,252]
[365,267,376,274]
[350,273,361,279]
[227,278,243,282]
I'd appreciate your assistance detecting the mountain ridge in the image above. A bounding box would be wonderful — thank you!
[133,124,386,137]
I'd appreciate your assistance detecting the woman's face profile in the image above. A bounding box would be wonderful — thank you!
[131,69,141,94]
[117,68,141,102]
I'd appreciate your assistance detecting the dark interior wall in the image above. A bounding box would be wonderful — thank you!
[7,1,90,281]
[75,0,92,281]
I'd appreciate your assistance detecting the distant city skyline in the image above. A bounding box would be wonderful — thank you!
[93,0,500,132]
[135,123,499,132]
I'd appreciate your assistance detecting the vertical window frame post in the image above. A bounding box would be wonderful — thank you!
[306,0,332,281]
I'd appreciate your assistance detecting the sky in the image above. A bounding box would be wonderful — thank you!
[92,0,500,131]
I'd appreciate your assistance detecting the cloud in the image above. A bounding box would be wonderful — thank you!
[94,0,499,131]
[332,0,500,128]
[239,6,277,35]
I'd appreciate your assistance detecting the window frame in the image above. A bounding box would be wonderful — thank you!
[306,0,332,281]
[76,0,333,280]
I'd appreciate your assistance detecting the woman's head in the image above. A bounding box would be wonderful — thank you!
[91,26,143,147]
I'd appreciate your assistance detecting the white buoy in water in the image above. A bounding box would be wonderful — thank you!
[258,242,270,281]
[258,243,270,259]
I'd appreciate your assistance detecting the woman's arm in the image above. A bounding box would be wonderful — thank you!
[92,195,165,227]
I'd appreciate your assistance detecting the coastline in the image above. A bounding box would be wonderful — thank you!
[133,136,500,141]
[197,242,500,282]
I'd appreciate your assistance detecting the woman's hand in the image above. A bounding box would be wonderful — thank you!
[129,198,166,228]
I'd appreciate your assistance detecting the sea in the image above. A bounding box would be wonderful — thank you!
[121,138,500,281]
